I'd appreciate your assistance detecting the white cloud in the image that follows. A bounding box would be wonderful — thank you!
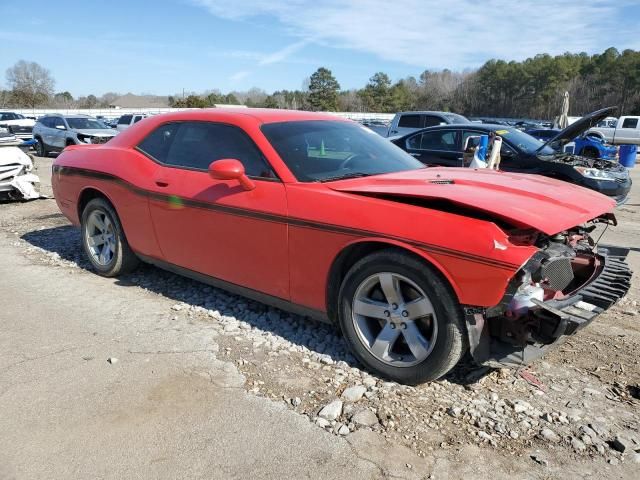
[229,70,250,81]
[192,0,640,69]
[258,40,308,65]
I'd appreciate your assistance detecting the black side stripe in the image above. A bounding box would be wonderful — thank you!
[55,165,520,270]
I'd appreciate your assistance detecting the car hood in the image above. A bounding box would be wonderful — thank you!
[75,129,117,137]
[327,168,615,235]
[538,106,617,152]
[0,146,33,167]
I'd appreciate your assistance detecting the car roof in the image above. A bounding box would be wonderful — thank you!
[135,108,345,124]
[395,111,462,116]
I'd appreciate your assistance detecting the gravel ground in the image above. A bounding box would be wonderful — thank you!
[1,155,639,478]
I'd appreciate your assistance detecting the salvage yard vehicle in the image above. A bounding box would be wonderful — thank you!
[391,107,632,205]
[0,143,40,200]
[116,113,147,131]
[51,109,631,384]
[33,114,117,157]
[0,111,35,140]
[385,111,468,137]
[525,128,618,160]
[587,113,640,145]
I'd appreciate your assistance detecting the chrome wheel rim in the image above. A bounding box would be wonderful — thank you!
[85,210,116,266]
[351,272,438,367]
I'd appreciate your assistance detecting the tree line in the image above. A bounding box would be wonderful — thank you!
[2,47,640,119]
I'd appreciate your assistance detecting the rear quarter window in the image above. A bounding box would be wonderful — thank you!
[398,115,421,128]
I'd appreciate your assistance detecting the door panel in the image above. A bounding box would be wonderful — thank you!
[404,129,462,166]
[148,169,289,299]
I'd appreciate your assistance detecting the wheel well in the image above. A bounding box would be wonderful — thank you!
[77,188,111,220]
[325,241,456,323]
[66,138,75,146]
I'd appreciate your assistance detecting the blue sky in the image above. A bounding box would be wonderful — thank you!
[1,0,639,97]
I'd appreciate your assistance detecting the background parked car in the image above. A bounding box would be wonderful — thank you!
[116,113,147,131]
[587,114,640,145]
[385,111,468,137]
[33,114,117,157]
[526,128,617,159]
[0,112,35,140]
[390,107,631,204]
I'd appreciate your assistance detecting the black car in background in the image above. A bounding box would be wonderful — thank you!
[391,107,631,204]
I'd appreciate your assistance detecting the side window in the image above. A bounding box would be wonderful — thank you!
[423,115,443,127]
[410,130,459,151]
[398,114,421,128]
[462,131,484,151]
[621,118,638,129]
[139,122,275,178]
[52,117,66,129]
[137,123,180,163]
[134,116,144,123]
[39,118,50,128]
[118,115,132,125]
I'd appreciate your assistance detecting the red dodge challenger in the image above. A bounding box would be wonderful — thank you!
[52,109,631,384]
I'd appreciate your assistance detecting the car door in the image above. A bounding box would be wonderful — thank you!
[616,118,639,144]
[140,121,290,300]
[403,129,462,166]
[50,116,67,149]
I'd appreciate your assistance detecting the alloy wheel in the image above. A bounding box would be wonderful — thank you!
[85,210,116,266]
[351,272,438,367]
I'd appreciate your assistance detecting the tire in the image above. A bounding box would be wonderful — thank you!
[80,197,139,277]
[581,147,598,159]
[338,249,467,384]
[35,137,48,157]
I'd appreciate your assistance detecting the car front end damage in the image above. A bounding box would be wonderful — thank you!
[0,146,41,200]
[541,153,632,205]
[466,214,632,368]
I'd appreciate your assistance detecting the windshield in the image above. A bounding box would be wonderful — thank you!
[1,112,24,120]
[261,120,424,182]
[66,118,107,130]
[497,127,555,155]
[443,113,468,124]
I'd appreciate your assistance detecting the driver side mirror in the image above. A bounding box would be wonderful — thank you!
[208,159,255,191]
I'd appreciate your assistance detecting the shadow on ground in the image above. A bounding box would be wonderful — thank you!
[21,225,491,386]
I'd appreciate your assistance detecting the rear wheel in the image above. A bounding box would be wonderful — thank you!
[338,249,467,384]
[81,198,139,277]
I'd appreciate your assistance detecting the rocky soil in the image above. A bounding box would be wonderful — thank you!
[1,156,639,478]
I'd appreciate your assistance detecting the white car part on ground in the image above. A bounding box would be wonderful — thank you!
[0,146,40,200]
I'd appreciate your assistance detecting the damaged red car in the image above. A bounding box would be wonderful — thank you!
[51,109,632,384]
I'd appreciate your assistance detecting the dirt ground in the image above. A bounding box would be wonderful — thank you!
[0,155,639,479]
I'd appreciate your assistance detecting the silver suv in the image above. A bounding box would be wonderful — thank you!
[33,114,117,157]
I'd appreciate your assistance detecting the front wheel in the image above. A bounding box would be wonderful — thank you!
[35,137,48,157]
[338,249,467,384]
[81,197,139,277]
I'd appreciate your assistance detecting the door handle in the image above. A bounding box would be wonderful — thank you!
[155,180,169,187]
[390,130,398,134]
[410,153,421,157]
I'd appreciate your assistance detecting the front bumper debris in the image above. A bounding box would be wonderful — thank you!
[468,247,632,368]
